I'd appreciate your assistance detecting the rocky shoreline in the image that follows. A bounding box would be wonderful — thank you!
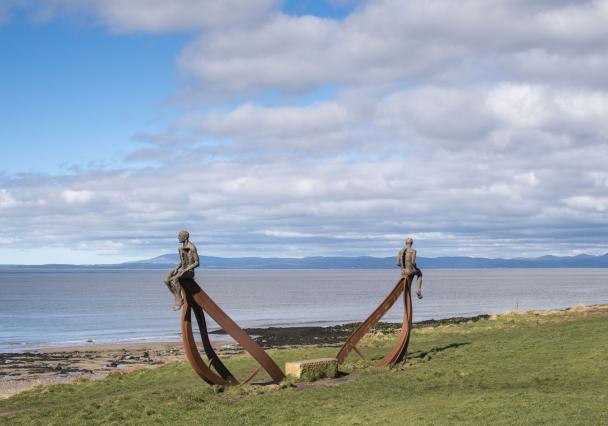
[216,314,491,347]
[0,343,183,398]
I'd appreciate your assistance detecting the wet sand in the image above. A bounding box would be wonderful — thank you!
[1,343,181,399]
[0,341,259,398]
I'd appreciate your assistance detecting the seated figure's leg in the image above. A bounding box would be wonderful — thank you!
[171,276,184,311]
[164,271,184,310]
[163,271,175,292]
[173,271,194,310]
[414,269,423,299]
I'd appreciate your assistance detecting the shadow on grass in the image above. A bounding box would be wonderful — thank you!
[409,342,471,360]
[365,342,470,365]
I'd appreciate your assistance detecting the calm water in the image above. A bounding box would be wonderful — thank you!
[1,269,607,352]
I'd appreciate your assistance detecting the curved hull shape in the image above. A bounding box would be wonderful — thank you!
[336,277,413,367]
[180,278,285,385]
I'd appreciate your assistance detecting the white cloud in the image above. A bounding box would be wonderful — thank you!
[93,0,280,32]
[3,0,608,261]
[178,0,608,97]
[178,14,341,94]
[179,102,353,155]
[562,196,608,212]
[487,84,608,138]
[508,49,608,87]
[0,190,18,209]
[15,0,280,32]
[376,86,497,141]
[538,0,608,42]
[513,172,539,187]
[196,102,350,138]
[486,84,549,129]
[61,190,95,203]
[259,230,317,238]
[3,131,607,259]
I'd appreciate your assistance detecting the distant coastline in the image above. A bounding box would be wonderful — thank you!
[1,252,608,270]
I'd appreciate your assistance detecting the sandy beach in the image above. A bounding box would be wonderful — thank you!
[0,342,183,399]
[0,340,261,399]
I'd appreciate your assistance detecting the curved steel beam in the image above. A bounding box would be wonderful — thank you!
[190,301,237,383]
[336,277,413,367]
[377,279,412,366]
[181,300,229,385]
[180,278,285,385]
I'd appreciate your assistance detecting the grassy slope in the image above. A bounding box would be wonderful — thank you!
[1,306,607,425]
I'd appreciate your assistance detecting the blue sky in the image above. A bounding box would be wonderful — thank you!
[1,1,347,174]
[1,15,186,174]
[1,0,608,264]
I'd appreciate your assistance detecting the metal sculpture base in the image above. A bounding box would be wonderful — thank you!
[336,277,413,367]
[179,278,285,385]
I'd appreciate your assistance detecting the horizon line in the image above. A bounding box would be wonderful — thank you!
[1,252,607,267]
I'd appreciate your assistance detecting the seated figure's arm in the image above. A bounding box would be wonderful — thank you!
[396,249,403,266]
[412,249,417,266]
[172,249,183,274]
[183,244,200,272]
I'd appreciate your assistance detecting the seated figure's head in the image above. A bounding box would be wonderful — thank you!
[405,237,413,247]
[178,230,190,243]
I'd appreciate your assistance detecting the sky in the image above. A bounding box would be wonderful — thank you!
[1,0,608,264]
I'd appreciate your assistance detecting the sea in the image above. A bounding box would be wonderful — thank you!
[1,269,607,353]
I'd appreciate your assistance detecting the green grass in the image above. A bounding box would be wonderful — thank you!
[2,306,607,425]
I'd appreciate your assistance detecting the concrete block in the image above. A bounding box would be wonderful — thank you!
[285,358,338,381]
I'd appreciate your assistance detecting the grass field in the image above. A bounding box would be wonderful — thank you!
[1,305,607,425]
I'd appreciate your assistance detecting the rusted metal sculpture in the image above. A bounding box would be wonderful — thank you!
[180,278,285,385]
[166,231,284,385]
[336,238,423,367]
[336,276,413,366]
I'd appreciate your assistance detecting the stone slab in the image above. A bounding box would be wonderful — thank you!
[285,358,338,381]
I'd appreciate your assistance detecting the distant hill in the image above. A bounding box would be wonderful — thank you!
[121,252,608,269]
[2,253,608,270]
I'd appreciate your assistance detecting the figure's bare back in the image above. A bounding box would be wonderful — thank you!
[405,248,416,271]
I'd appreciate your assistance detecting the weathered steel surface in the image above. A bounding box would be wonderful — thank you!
[181,300,230,385]
[377,278,412,366]
[180,278,285,385]
[336,276,413,367]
